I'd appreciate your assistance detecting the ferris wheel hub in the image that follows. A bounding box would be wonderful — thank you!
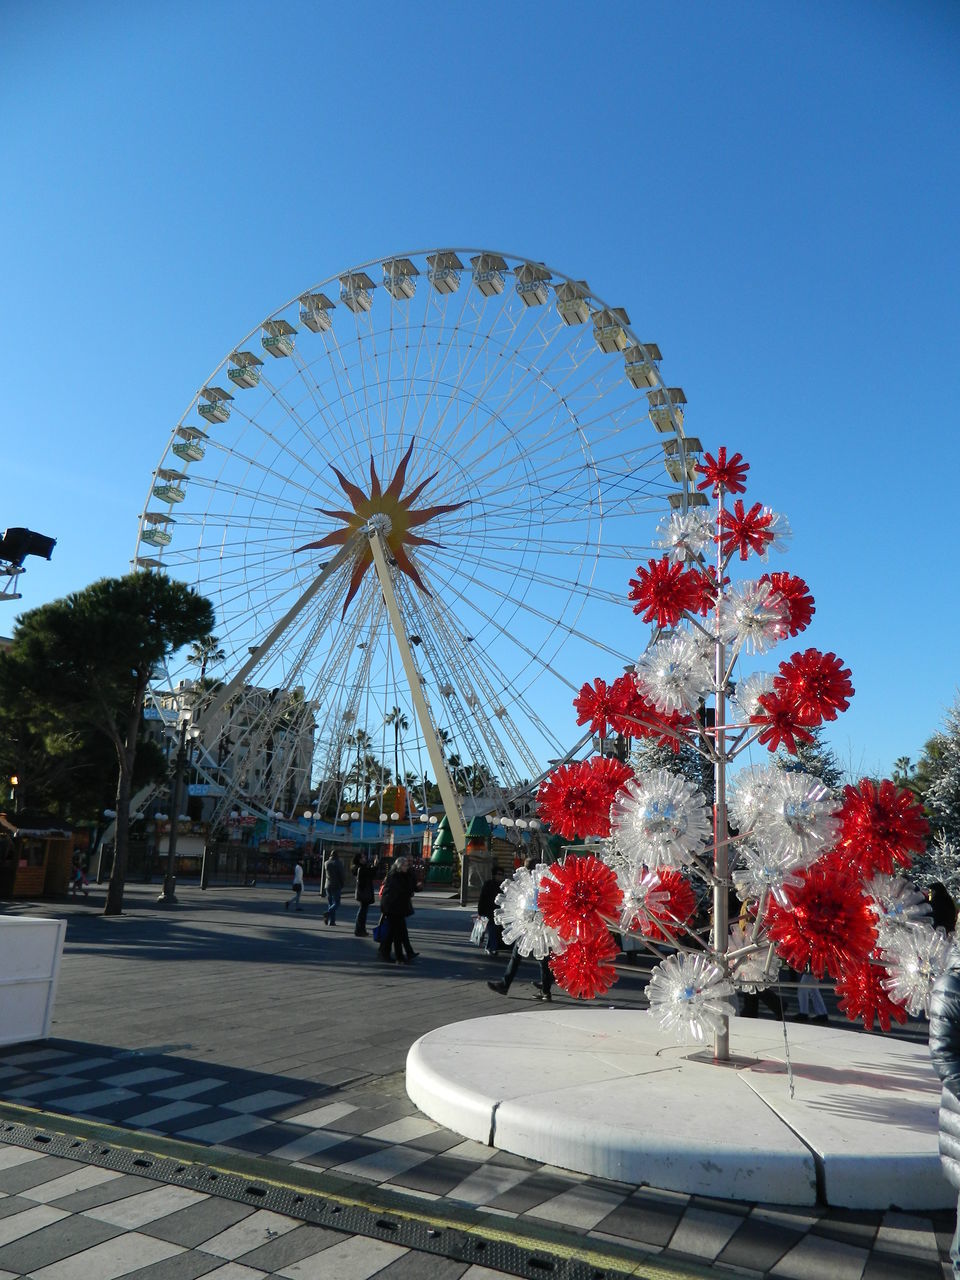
[366,512,393,537]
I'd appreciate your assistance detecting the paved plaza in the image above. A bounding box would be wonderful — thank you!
[0,883,954,1277]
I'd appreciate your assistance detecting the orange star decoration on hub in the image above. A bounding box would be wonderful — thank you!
[296,440,468,617]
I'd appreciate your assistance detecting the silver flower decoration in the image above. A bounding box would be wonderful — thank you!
[865,875,931,949]
[717,580,789,656]
[728,764,780,834]
[655,508,714,563]
[646,953,736,1043]
[750,770,840,863]
[732,845,806,906]
[635,631,713,714]
[610,770,711,870]
[494,863,562,959]
[730,671,776,721]
[880,922,957,1017]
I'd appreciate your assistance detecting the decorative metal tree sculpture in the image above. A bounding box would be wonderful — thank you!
[497,447,942,1059]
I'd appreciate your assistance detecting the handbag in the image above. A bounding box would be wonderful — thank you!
[372,917,389,943]
[470,916,486,947]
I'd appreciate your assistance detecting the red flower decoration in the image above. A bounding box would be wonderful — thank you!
[834,778,930,875]
[607,675,694,753]
[638,869,696,941]
[536,757,633,839]
[628,557,705,628]
[765,861,877,979]
[607,674,650,737]
[573,678,616,737]
[695,446,749,496]
[549,928,619,999]
[750,689,816,755]
[760,572,815,636]
[684,567,721,616]
[538,854,623,937]
[774,649,854,724]
[719,500,775,562]
[835,961,909,1032]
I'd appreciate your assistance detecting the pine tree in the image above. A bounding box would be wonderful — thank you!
[774,726,845,793]
[924,698,960,848]
[910,830,960,898]
[630,732,703,788]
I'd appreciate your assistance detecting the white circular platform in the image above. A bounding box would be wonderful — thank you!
[405,1008,951,1209]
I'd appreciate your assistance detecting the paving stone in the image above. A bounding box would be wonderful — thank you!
[715,1216,805,1273]
[0,1156,82,1195]
[235,1223,344,1271]
[861,1248,945,1279]
[0,1146,46,1171]
[666,1205,742,1261]
[770,1232,871,1279]
[21,1163,122,1203]
[25,1229,183,1280]
[120,1252,224,1280]
[142,1197,254,1248]
[85,1185,210,1228]
[593,1190,687,1248]
[376,1252,468,1279]
[0,1195,34,1221]
[386,1153,483,1196]
[198,1208,301,1260]
[52,1174,163,1213]
[275,1233,407,1278]
[0,1210,120,1273]
[331,1143,433,1183]
[485,1171,576,1215]
[0,1202,70,1249]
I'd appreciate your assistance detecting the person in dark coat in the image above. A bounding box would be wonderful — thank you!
[930,882,958,934]
[477,866,504,955]
[929,951,960,1276]
[322,850,345,925]
[487,856,553,1001]
[378,855,417,964]
[352,851,375,936]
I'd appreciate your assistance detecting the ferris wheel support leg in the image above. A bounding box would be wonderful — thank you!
[367,527,467,855]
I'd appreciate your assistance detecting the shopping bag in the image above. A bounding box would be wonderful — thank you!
[470,916,486,947]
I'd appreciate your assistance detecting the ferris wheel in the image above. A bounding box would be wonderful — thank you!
[135,249,699,845]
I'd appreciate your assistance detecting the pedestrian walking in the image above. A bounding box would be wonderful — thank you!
[323,850,345,925]
[352,850,375,936]
[794,970,829,1024]
[285,861,304,911]
[487,857,553,1000]
[929,949,960,1277]
[70,857,89,899]
[378,855,418,964]
[477,865,504,955]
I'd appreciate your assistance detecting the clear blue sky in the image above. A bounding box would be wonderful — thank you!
[1,0,957,780]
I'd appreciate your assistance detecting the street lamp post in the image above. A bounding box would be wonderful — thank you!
[158,709,200,904]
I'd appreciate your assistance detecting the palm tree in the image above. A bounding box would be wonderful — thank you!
[346,728,371,804]
[893,756,913,783]
[187,635,225,682]
[385,706,409,788]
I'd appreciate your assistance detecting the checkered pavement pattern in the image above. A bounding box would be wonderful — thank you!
[0,1040,954,1278]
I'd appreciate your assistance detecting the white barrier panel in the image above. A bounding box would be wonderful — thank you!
[0,917,67,1046]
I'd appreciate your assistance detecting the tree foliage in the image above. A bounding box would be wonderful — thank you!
[0,573,213,914]
[908,696,960,894]
[775,726,845,793]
